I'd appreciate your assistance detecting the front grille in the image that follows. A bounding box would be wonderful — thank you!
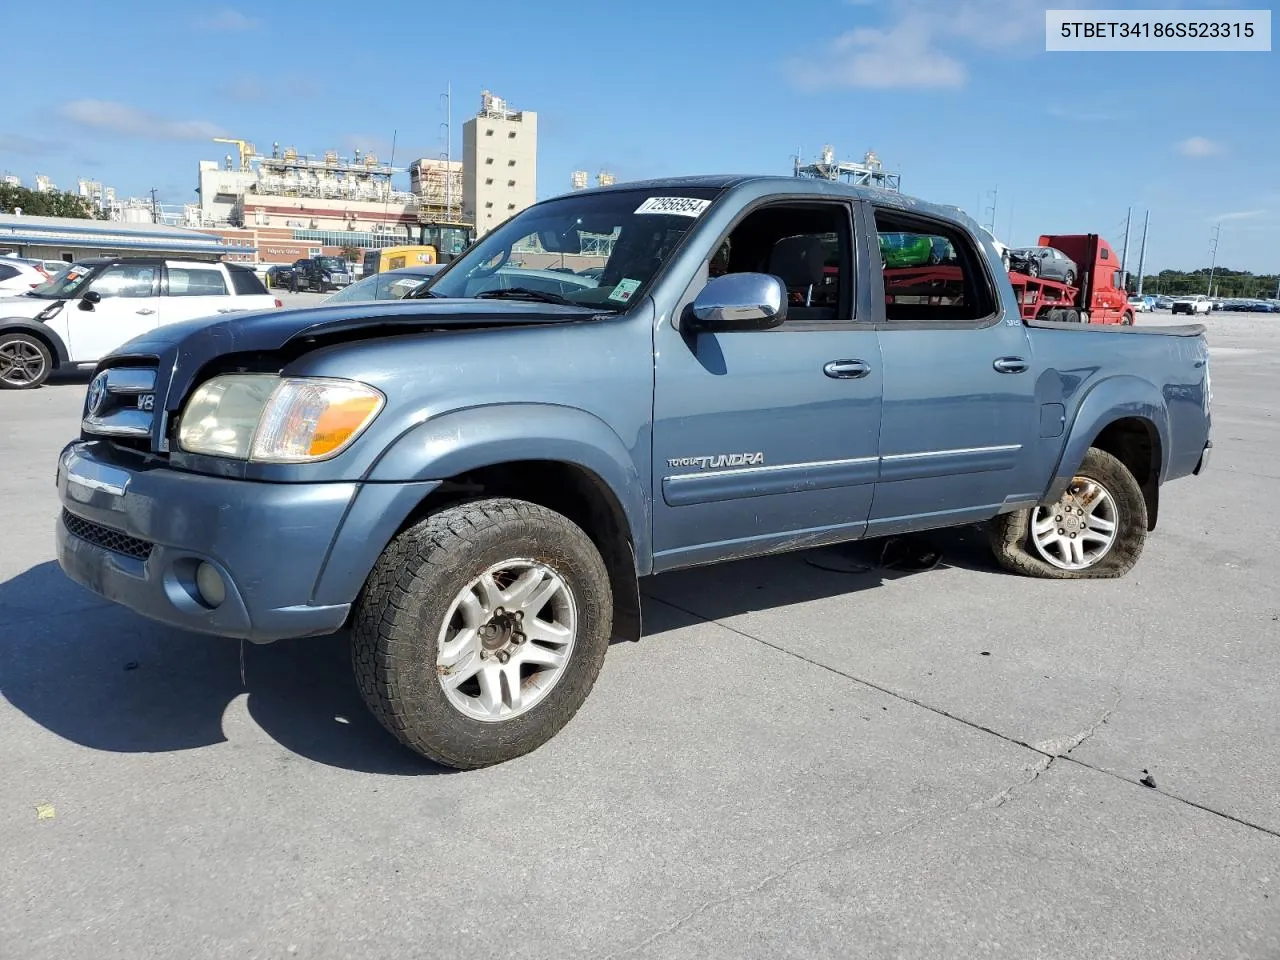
[62,509,154,561]
[82,363,160,448]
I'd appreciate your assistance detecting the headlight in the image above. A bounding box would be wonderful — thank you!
[177,374,385,462]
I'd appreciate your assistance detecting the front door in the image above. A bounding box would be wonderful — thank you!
[66,262,162,362]
[864,203,1039,536]
[651,198,883,572]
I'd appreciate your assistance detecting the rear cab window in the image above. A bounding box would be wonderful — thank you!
[871,207,998,324]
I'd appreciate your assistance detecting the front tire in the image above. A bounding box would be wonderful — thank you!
[988,448,1147,579]
[0,332,53,389]
[351,497,613,769]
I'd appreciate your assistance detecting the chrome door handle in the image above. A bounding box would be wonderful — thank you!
[823,359,870,379]
[135,308,155,315]
[993,356,1028,374]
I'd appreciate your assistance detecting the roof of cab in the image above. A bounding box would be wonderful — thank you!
[541,173,983,235]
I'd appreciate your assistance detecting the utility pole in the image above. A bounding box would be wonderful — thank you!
[149,187,158,224]
[1135,210,1150,296]
[1207,224,1221,297]
[983,185,998,234]
[1118,206,1132,286]
[439,82,454,221]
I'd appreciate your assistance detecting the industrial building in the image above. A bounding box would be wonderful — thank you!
[462,91,537,237]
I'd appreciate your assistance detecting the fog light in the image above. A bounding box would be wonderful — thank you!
[195,562,227,608]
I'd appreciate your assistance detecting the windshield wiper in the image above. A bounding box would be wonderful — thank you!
[474,287,576,306]
[404,284,445,299]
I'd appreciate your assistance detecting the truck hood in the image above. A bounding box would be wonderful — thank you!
[102,297,609,410]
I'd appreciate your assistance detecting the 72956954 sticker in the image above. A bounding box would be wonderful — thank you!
[634,196,712,217]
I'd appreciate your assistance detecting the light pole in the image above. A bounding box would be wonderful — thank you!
[1206,224,1221,297]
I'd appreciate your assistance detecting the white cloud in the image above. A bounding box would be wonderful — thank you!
[1176,136,1225,157]
[786,0,1108,91]
[58,100,227,141]
[1212,210,1265,222]
[790,12,967,89]
[788,0,1050,90]
[197,8,259,30]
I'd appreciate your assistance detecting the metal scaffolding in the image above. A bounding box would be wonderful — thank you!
[793,145,901,192]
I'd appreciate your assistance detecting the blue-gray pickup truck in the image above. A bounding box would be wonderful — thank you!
[54,175,1212,769]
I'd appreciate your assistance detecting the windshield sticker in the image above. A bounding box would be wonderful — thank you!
[634,196,712,218]
[608,278,642,303]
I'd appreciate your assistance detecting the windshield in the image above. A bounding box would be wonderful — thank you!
[27,261,99,299]
[318,257,348,273]
[424,187,724,310]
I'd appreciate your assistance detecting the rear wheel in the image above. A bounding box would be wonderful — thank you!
[351,496,613,769]
[988,447,1147,579]
[0,332,53,390]
[1064,270,1076,287]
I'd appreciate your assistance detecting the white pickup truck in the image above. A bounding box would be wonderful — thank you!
[0,256,280,389]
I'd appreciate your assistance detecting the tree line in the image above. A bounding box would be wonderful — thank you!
[1131,267,1278,299]
[0,183,110,220]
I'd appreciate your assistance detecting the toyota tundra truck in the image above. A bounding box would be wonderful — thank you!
[54,175,1213,769]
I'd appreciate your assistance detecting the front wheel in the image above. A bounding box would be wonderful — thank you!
[351,496,614,769]
[1064,270,1076,287]
[988,447,1148,579]
[0,332,53,389]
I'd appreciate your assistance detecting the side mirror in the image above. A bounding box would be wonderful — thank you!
[687,273,786,332]
[79,290,101,310]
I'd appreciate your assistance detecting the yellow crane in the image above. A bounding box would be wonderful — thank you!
[213,138,257,172]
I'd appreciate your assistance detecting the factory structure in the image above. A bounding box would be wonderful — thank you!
[182,90,539,265]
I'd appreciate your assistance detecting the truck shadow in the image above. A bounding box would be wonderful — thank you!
[0,526,997,775]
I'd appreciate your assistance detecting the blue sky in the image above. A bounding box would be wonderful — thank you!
[2,0,1276,272]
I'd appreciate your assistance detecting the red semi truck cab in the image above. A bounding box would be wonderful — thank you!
[1038,233,1131,325]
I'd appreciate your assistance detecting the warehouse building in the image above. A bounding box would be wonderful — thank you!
[0,213,256,263]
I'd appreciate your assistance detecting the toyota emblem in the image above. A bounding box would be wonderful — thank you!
[86,372,108,417]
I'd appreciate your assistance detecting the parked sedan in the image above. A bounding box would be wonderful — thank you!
[1009,245,1078,286]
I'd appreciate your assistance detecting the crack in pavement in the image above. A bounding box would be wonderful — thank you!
[595,811,942,960]
[645,594,1280,838]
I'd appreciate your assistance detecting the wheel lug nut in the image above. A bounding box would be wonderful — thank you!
[1069,533,1077,539]
[1058,528,1065,534]
[1056,515,1062,521]
[496,650,510,664]
[513,632,526,644]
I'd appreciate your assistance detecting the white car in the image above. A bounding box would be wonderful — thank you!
[979,226,1012,271]
[0,256,281,389]
[0,258,51,294]
[1127,294,1150,313]
[1170,294,1211,316]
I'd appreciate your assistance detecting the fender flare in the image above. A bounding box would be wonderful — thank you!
[366,402,652,571]
[1046,375,1170,505]
[0,317,69,366]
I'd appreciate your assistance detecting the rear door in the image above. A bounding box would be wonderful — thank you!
[65,261,162,361]
[650,196,884,571]
[864,203,1039,536]
[161,262,236,327]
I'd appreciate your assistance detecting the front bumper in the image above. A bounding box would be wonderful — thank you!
[55,441,386,642]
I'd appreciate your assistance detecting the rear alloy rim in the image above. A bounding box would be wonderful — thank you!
[0,339,46,386]
[435,559,577,722]
[1030,477,1119,570]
